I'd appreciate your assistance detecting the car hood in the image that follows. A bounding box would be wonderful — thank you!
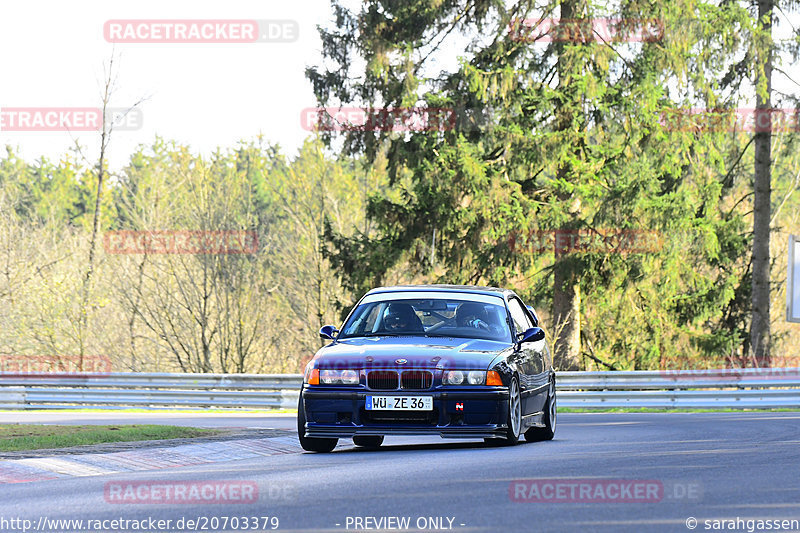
[312,336,512,371]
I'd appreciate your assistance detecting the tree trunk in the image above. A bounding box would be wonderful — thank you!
[79,108,107,372]
[550,0,583,370]
[553,265,581,369]
[749,0,773,367]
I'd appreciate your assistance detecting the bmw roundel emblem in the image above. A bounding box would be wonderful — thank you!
[395,358,408,365]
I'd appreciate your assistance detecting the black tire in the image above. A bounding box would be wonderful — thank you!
[525,378,556,442]
[353,435,384,448]
[486,376,522,446]
[297,394,338,453]
[504,377,523,445]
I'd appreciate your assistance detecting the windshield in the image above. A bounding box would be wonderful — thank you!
[339,295,511,342]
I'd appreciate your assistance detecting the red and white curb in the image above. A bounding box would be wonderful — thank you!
[0,435,315,484]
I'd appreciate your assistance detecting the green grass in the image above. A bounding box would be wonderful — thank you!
[0,424,220,452]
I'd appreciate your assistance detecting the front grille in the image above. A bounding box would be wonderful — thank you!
[401,370,433,390]
[367,369,434,390]
[367,370,399,390]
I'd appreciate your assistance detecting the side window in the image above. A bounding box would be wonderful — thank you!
[507,298,533,336]
[363,304,384,333]
[343,303,382,335]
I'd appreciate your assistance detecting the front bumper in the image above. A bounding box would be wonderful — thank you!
[301,387,510,439]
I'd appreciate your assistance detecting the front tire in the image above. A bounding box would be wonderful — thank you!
[486,377,522,446]
[353,435,384,448]
[297,394,338,453]
[525,377,556,442]
[504,377,523,444]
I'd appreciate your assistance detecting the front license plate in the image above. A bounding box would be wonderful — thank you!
[366,395,433,411]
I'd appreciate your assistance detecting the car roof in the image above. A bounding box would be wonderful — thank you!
[365,284,514,299]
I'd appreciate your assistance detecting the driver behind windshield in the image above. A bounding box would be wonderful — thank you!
[456,302,492,330]
[382,303,424,334]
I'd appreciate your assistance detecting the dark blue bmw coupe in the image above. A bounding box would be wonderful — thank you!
[297,285,556,452]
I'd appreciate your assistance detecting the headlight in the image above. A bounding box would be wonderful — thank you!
[443,370,464,385]
[467,370,485,385]
[442,370,501,386]
[319,369,360,385]
[341,370,359,384]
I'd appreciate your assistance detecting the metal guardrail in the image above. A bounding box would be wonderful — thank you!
[0,368,798,410]
[557,368,800,408]
[0,373,303,410]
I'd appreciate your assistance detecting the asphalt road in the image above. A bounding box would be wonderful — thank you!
[1,412,799,533]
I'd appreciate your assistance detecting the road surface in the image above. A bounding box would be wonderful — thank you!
[1,412,799,532]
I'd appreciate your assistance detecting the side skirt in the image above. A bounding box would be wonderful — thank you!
[522,411,545,428]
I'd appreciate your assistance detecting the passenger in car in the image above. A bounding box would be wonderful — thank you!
[382,303,425,333]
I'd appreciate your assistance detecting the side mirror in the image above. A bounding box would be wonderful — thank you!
[319,325,339,340]
[519,327,545,343]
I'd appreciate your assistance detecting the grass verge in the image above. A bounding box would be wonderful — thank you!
[0,424,219,452]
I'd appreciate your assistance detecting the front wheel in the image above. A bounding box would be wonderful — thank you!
[297,395,338,453]
[504,377,523,444]
[525,378,556,442]
[486,377,522,446]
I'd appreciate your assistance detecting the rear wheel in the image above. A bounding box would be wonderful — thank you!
[353,436,384,448]
[297,394,338,453]
[525,378,556,442]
